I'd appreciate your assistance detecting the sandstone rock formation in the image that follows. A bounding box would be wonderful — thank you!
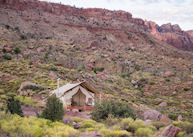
[145,21,193,50]
[162,125,181,137]
[143,109,170,123]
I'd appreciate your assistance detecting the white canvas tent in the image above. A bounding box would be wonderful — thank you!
[51,81,98,107]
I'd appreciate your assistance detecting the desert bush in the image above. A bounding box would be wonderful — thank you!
[100,129,132,137]
[3,53,12,60]
[13,47,21,55]
[44,122,79,137]
[80,119,105,132]
[128,119,145,131]
[119,118,135,132]
[0,89,4,94]
[120,72,130,79]
[6,96,23,116]
[93,67,104,73]
[152,121,166,130]
[168,113,178,120]
[49,65,58,71]
[174,121,193,134]
[105,114,120,126]
[81,120,96,128]
[91,99,136,121]
[41,95,64,121]
[0,114,79,137]
[0,115,44,137]
[177,132,189,137]
[135,127,154,137]
[15,96,35,106]
[71,117,84,123]
[20,34,27,40]
[119,118,156,134]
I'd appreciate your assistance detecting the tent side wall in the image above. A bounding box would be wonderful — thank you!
[59,86,79,106]
[57,86,95,107]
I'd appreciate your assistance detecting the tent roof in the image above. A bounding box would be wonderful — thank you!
[52,81,98,97]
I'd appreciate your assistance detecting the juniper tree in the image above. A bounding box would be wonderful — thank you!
[41,95,64,121]
[7,96,23,116]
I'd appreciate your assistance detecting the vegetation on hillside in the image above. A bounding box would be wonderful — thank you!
[91,99,136,121]
[1,112,193,137]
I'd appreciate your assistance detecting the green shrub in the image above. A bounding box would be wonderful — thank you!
[13,47,21,55]
[168,113,178,120]
[135,127,154,137]
[119,118,156,134]
[80,119,105,132]
[152,122,165,130]
[49,65,58,71]
[127,119,146,133]
[120,73,130,79]
[91,99,136,121]
[15,96,35,106]
[177,132,189,137]
[20,34,27,40]
[3,53,12,60]
[6,96,23,116]
[41,95,64,121]
[174,121,193,134]
[0,89,5,94]
[105,114,120,126]
[44,122,79,137]
[100,129,132,137]
[0,114,79,137]
[119,118,135,132]
[81,120,96,128]
[93,67,104,73]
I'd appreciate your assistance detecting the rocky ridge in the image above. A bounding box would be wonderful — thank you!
[0,0,193,50]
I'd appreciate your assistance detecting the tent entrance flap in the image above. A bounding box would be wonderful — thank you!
[72,89,86,106]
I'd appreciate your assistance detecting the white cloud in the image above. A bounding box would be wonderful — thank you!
[42,0,193,30]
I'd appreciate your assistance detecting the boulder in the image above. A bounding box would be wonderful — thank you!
[49,71,57,80]
[177,115,183,121]
[144,109,162,121]
[159,102,167,107]
[143,109,170,123]
[3,45,12,53]
[37,47,45,53]
[18,81,44,95]
[163,71,175,77]
[72,122,81,129]
[162,125,181,137]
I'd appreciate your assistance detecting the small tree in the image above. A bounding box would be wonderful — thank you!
[41,95,64,121]
[7,96,23,116]
[3,53,12,60]
[14,47,21,59]
[91,99,136,121]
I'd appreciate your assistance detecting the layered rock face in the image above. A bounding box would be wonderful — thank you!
[0,0,193,50]
[145,22,193,51]
[187,30,193,41]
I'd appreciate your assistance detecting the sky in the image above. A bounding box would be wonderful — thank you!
[43,0,193,30]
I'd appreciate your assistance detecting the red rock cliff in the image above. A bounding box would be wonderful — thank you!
[1,0,193,51]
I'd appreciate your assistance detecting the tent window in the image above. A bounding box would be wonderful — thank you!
[87,98,93,106]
